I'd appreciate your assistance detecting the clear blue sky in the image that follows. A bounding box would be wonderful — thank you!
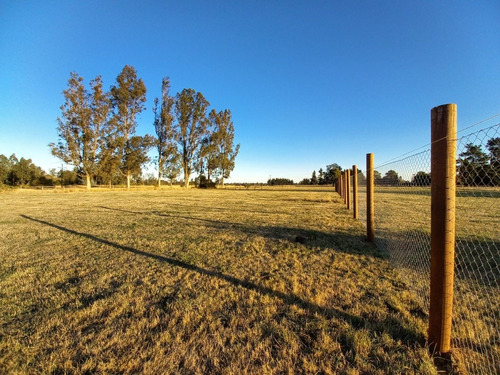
[1,1,499,182]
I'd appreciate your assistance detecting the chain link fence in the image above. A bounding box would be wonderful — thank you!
[348,121,499,374]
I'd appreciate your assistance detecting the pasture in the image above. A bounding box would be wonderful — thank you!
[0,187,437,374]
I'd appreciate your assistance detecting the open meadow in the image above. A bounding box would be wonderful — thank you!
[0,187,438,374]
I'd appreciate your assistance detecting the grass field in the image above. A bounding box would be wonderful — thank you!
[0,187,438,374]
[356,185,500,374]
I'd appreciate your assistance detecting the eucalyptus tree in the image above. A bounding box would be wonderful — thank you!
[110,65,147,188]
[208,109,240,186]
[174,88,210,188]
[50,73,111,189]
[153,77,178,186]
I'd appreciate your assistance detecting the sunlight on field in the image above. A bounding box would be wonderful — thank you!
[0,188,437,374]
[355,186,499,374]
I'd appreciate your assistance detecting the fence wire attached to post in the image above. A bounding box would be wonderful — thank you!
[365,119,500,374]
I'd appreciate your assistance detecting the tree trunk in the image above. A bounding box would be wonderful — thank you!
[127,173,131,189]
[86,173,92,190]
[221,176,224,187]
[183,164,190,188]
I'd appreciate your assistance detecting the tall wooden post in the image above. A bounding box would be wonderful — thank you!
[366,153,374,242]
[353,165,358,219]
[428,104,457,355]
[339,173,344,199]
[343,171,347,204]
[346,169,351,209]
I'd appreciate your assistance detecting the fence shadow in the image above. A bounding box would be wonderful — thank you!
[97,206,383,258]
[21,214,424,347]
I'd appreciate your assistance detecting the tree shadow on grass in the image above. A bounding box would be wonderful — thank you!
[97,206,383,258]
[21,214,424,347]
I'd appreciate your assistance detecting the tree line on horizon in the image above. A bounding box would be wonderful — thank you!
[50,65,240,189]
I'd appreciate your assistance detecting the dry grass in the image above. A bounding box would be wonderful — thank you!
[0,187,436,374]
[355,186,499,374]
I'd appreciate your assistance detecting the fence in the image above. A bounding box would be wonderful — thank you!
[337,104,500,374]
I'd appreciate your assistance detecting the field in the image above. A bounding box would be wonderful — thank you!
[357,186,500,374]
[0,187,438,374]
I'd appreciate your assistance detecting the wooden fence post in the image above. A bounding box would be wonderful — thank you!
[339,173,344,199]
[353,165,358,219]
[346,169,351,209]
[428,104,457,355]
[343,171,347,204]
[366,153,374,242]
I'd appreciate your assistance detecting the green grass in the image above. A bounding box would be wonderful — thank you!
[0,187,437,374]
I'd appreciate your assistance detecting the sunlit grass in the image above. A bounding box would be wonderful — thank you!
[0,187,437,374]
[355,185,499,374]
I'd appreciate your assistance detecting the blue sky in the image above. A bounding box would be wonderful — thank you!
[1,1,499,182]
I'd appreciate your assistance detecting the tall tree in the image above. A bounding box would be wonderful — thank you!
[174,88,210,188]
[50,73,111,189]
[153,77,178,187]
[457,143,491,186]
[208,109,240,186]
[325,163,342,185]
[311,170,318,185]
[110,65,147,188]
[487,137,500,185]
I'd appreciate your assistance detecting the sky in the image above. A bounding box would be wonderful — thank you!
[1,1,499,183]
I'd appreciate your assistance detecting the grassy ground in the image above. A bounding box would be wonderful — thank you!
[0,187,437,374]
[356,185,499,374]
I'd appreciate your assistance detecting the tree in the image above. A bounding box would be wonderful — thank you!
[110,65,147,188]
[299,178,311,185]
[153,77,178,187]
[411,171,431,186]
[382,170,400,185]
[487,137,500,185]
[318,168,325,185]
[324,163,342,185]
[374,170,382,180]
[121,135,155,183]
[174,88,210,188]
[0,154,12,184]
[311,170,318,185]
[50,73,111,189]
[207,109,240,186]
[457,143,491,186]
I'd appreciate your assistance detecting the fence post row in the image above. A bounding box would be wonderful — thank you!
[366,153,375,243]
[428,104,457,356]
[352,165,358,219]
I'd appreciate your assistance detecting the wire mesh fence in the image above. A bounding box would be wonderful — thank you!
[346,120,499,374]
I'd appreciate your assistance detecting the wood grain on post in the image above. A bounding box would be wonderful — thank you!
[353,165,358,219]
[428,104,457,355]
[366,153,374,242]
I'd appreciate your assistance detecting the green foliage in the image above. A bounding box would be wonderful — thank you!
[206,109,240,186]
[267,177,294,185]
[411,171,431,186]
[110,65,148,188]
[174,88,210,187]
[50,73,112,189]
[0,153,54,186]
[457,143,492,186]
[153,77,178,186]
[310,171,318,185]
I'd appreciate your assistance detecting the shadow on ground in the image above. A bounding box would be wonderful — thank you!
[21,214,424,347]
[96,206,384,258]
